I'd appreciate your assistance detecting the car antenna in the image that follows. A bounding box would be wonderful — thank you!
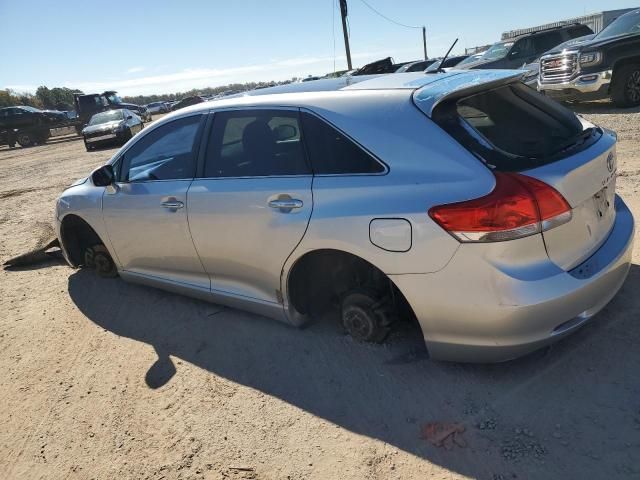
[437,38,459,73]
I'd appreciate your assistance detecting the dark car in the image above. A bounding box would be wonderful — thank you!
[458,23,593,70]
[171,96,205,111]
[424,55,469,72]
[395,59,439,73]
[0,106,68,147]
[127,104,152,122]
[353,57,411,75]
[82,109,143,151]
[539,9,640,107]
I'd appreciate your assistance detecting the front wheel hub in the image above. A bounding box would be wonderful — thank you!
[343,304,377,341]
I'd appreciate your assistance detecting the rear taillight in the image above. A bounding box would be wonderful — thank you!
[429,172,572,242]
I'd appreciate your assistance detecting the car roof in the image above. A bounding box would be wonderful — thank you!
[507,23,588,41]
[159,70,523,119]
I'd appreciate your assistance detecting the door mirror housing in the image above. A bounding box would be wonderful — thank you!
[92,164,115,186]
[127,115,133,120]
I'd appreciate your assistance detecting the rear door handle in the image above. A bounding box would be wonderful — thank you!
[161,199,184,210]
[269,199,303,209]
[268,197,303,213]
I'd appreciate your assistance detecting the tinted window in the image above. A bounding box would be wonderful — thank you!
[300,112,384,175]
[534,32,563,53]
[510,38,535,59]
[432,83,585,170]
[205,110,309,178]
[121,115,202,182]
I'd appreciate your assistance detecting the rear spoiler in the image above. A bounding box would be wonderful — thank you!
[413,70,525,117]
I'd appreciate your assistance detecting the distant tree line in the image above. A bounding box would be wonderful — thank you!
[1,75,328,110]
[0,78,304,110]
[0,87,82,110]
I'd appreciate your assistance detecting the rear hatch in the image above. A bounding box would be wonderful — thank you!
[416,76,617,270]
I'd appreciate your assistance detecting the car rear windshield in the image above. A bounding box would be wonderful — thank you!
[431,82,599,171]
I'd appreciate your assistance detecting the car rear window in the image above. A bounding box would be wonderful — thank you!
[432,82,598,171]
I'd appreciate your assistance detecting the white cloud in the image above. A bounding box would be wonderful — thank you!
[4,48,426,97]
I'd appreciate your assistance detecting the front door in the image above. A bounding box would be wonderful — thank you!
[102,113,209,289]
[188,108,313,306]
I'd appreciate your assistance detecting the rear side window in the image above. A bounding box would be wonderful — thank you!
[433,83,592,171]
[567,24,593,39]
[534,32,563,53]
[300,112,385,175]
[205,109,309,178]
[121,114,202,182]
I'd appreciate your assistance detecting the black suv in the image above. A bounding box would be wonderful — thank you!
[458,23,593,70]
[539,9,640,107]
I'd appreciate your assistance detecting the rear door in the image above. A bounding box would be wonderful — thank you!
[188,108,313,306]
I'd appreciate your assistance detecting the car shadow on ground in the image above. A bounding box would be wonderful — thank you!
[570,100,640,115]
[67,264,640,479]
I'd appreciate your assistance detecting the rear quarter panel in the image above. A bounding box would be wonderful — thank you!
[282,91,495,281]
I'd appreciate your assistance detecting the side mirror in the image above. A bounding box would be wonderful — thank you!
[92,164,115,187]
[127,115,133,120]
[273,124,297,141]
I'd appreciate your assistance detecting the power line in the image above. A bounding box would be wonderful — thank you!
[357,0,422,29]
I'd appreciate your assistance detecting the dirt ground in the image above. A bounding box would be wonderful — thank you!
[1,105,639,480]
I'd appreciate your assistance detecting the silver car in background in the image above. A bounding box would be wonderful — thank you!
[55,71,634,362]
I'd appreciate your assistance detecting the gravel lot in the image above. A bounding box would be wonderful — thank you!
[1,105,639,480]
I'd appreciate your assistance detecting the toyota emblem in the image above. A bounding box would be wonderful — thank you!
[606,152,615,173]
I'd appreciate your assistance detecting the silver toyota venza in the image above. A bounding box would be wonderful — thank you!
[56,71,634,362]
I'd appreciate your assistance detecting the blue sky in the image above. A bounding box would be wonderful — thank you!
[1,0,638,96]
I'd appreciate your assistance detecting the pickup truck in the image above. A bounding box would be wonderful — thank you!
[0,106,76,147]
[538,9,640,107]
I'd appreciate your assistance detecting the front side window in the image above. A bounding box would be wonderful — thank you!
[204,109,309,178]
[300,112,385,175]
[121,114,202,182]
[510,38,535,59]
[482,42,514,61]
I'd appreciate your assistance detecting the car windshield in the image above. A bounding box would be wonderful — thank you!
[89,110,123,125]
[457,54,484,67]
[595,10,640,40]
[105,93,123,104]
[481,42,514,61]
[425,60,442,72]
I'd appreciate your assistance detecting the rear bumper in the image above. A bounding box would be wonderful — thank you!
[539,69,612,101]
[392,195,634,363]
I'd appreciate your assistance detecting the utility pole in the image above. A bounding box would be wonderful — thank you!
[339,0,353,70]
[422,26,427,59]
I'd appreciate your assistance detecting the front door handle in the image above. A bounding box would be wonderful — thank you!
[161,199,184,210]
[268,196,303,213]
